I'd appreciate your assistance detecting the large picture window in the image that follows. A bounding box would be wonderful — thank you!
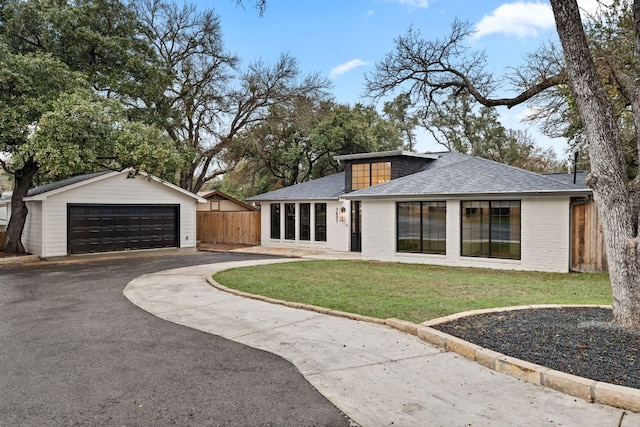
[352,162,391,190]
[270,203,280,239]
[397,201,446,254]
[285,203,296,240]
[315,203,327,242]
[300,203,311,241]
[461,201,521,259]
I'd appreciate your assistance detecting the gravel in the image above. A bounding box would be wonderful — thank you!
[433,307,640,389]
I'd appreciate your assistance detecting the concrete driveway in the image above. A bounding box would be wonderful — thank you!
[0,251,352,426]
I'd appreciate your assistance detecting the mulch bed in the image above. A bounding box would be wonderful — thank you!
[433,307,640,389]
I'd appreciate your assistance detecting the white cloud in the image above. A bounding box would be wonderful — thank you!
[474,2,555,39]
[330,59,370,79]
[474,1,616,39]
[396,0,429,8]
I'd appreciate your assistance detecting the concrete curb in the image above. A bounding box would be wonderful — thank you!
[0,254,40,265]
[207,273,639,414]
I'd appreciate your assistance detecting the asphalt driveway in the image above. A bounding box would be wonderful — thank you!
[0,251,351,426]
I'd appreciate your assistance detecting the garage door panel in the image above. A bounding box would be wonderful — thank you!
[68,205,179,255]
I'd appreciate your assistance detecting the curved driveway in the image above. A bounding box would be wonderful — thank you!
[0,251,351,426]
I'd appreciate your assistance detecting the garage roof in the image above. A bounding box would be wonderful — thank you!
[23,169,206,202]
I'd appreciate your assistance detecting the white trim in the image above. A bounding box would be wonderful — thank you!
[23,169,206,203]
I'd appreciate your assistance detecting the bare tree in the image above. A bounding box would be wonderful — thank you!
[366,0,640,329]
[134,0,329,193]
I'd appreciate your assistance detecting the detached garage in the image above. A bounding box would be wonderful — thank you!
[21,169,205,258]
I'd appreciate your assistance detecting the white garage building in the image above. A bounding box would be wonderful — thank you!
[17,169,205,258]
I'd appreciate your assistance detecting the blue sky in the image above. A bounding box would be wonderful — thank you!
[198,0,605,158]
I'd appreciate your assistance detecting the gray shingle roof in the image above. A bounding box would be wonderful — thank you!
[246,172,345,201]
[245,152,592,202]
[27,170,114,197]
[343,152,591,198]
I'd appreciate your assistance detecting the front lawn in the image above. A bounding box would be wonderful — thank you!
[212,260,612,323]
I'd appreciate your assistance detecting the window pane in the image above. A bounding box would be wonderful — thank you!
[352,163,370,190]
[315,203,326,242]
[490,201,521,259]
[371,162,391,185]
[285,203,295,240]
[300,203,311,241]
[270,204,280,239]
[423,202,446,254]
[461,201,490,257]
[397,202,421,252]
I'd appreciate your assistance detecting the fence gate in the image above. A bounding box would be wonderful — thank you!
[197,211,260,245]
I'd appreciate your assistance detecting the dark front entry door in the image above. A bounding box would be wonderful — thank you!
[68,204,179,255]
[350,201,362,252]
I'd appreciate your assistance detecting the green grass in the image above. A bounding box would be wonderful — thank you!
[213,260,612,323]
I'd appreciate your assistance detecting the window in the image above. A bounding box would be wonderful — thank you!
[285,203,296,240]
[461,201,521,259]
[397,201,446,254]
[352,162,391,190]
[300,203,311,241]
[315,203,327,241]
[270,203,280,239]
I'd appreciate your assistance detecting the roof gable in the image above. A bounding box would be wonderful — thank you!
[23,169,205,202]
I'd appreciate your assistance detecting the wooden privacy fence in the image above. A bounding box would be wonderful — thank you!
[197,211,261,245]
[571,200,608,273]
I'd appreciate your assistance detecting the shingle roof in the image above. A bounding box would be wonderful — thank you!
[343,152,591,198]
[246,172,345,201]
[27,170,114,197]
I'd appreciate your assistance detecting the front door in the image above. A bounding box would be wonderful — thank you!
[350,201,362,252]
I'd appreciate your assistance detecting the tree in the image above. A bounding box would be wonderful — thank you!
[366,0,640,329]
[133,0,330,193]
[216,101,404,198]
[382,93,418,151]
[424,92,560,172]
[0,50,179,253]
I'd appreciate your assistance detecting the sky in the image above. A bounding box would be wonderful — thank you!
[196,0,607,159]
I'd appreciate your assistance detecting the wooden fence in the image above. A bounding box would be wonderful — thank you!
[571,200,608,273]
[197,211,261,245]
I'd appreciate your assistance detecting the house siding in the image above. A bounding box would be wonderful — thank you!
[260,200,349,252]
[31,173,198,258]
[361,197,571,273]
[23,201,43,256]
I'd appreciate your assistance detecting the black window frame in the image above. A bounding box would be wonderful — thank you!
[284,203,296,240]
[396,201,447,255]
[270,203,280,239]
[300,203,311,241]
[314,203,327,242]
[460,200,521,260]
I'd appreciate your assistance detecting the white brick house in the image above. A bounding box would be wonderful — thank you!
[248,151,592,273]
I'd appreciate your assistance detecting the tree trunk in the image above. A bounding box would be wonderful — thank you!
[2,158,39,254]
[550,0,640,329]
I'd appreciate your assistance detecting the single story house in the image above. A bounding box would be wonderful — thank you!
[247,150,596,273]
[7,169,205,258]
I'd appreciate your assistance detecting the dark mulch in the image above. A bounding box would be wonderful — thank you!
[433,307,640,389]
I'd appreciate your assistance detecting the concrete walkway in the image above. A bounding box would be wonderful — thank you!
[123,257,640,426]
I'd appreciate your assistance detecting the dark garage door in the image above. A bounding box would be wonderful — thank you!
[68,204,179,255]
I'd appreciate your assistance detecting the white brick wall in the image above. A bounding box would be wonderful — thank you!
[260,200,350,252]
[361,197,572,273]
